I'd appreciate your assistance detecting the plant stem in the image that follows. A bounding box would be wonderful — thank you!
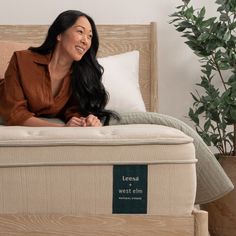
[211,55,227,91]
[216,121,226,154]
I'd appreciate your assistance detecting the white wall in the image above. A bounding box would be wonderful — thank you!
[0,0,218,127]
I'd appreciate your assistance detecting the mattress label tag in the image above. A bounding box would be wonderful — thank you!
[112,165,147,214]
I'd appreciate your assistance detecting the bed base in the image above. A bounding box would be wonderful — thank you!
[0,210,208,236]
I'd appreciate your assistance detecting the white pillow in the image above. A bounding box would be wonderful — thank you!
[98,51,146,112]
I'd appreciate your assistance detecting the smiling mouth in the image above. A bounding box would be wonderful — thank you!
[75,46,85,54]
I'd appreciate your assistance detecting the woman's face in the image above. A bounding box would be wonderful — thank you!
[57,16,93,62]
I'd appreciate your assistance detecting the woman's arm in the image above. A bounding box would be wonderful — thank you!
[0,53,35,125]
[22,116,94,127]
[22,116,64,127]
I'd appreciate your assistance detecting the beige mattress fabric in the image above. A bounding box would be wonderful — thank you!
[0,124,197,216]
[0,124,192,146]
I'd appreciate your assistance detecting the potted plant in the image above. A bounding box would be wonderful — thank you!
[170,0,236,156]
[170,0,236,235]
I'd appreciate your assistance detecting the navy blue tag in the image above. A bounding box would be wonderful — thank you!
[112,165,148,214]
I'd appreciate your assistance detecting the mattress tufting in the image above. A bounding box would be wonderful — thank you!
[0,124,193,146]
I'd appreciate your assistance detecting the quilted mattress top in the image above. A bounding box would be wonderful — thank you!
[0,124,193,146]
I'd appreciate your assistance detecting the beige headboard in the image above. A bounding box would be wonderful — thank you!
[0,23,157,112]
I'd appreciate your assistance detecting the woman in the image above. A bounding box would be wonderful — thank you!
[0,10,117,127]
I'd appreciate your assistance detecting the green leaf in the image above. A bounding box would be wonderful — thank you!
[211,134,221,146]
[180,21,193,28]
[199,7,206,18]
[182,0,191,5]
[182,34,196,40]
[185,40,201,51]
[201,17,217,28]
[230,109,236,120]
[189,108,200,125]
[225,4,231,12]
[216,0,225,4]
[202,131,212,146]
[220,13,230,21]
[219,122,227,130]
[170,12,181,17]
[196,106,205,115]
[206,41,218,53]
[204,119,211,132]
[191,92,199,102]
[210,110,221,122]
[185,7,194,19]
[229,22,236,30]
[223,30,231,41]
[176,26,186,32]
[218,62,231,70]
[217,6,225,12]
[169,18,181,24]
[198,32,210,41]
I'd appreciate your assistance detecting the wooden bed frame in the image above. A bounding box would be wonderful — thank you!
[0,23,208,236]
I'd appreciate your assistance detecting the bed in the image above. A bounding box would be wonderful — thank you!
[0,22,230,236]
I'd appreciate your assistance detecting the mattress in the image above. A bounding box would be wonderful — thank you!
[0,124,197,216]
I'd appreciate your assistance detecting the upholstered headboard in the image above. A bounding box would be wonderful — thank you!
[0,23,157,112]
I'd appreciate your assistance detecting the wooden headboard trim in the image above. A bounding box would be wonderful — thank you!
[150,22,158,112]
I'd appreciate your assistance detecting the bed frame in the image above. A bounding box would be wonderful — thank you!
[0,23,208,236]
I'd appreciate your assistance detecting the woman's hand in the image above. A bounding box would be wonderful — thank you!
[65,117,87,127]
[85,114,102,127]
[65,115,102,127]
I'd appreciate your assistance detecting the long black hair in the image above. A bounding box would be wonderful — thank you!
[29,10,119,125]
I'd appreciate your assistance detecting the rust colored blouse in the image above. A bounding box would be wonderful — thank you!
[0,50,79,125]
